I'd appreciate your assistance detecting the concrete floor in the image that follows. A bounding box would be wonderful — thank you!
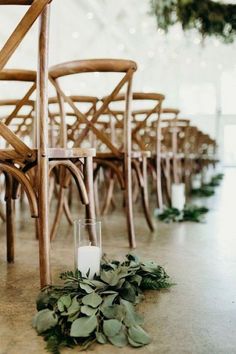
[0,169,236,354]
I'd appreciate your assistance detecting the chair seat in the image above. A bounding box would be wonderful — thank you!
[0,147,96,161]
[96,150,151,159]
[48,148,96,158]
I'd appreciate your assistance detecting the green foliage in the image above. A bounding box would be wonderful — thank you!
[157,205,209,223]
[33,254,172,353]
[191,173,224,197]
[150,0,236,43]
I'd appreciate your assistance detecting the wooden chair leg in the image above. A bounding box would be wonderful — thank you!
[0,203,5,222]
[140,156,155,232]
[102,172,115,215]
[50,186,65,241]
[156,156,163,210]
[84,157,97,245]
[5,174,15,263]
[124,158,136,249]
[37,6,51,288]
[94,177,101,217]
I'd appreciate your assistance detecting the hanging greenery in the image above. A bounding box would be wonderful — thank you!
[33,254,172,354]
[150,0,236,43]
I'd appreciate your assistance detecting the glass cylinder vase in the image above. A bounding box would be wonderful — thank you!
[74,219,101,279]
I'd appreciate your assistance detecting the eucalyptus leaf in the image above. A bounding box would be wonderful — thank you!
[100,270,120,286]
[81,305,98,316]
[96,332,107,344]
[120,281,136,302]
[82,292,102,308]
[121,299,143,327]
[128,336,144,347]
[103,319,122,337]
[70,315,98,337]
[128,325,151,345]
[67,296,80,315]
[108,328,128,347]
[101,293,118,307]
[80,283,94,294]
[57,295,71,312]
[33,309,58,334]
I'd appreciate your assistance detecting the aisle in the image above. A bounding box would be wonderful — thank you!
[0,169,236,354]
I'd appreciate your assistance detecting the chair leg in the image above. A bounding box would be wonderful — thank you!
[5,174,15,263]
[156,155,163,210]
[50,186,65,241]
[140,157,155,232]
[102,172,115,215]
[84,157,97,244]
[124,158,136,249]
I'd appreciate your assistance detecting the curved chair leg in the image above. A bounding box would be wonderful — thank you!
[63,197,74,225]
[50,185,65,241]
[140,156,155,232]
[102,172,115,215]
[0,203,5,222]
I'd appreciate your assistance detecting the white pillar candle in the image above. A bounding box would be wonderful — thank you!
[77,245,101,279]
[202,167,211,184]
[171,183,186,210]
[191,174,202,190]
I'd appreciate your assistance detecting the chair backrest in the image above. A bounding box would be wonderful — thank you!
[49,59,137,157]
[48,95,98,148]
[0,0,51,161]
[0,69,37,159]
[103,92,165,152]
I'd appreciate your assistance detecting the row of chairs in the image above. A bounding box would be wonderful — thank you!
[0,1,217,287]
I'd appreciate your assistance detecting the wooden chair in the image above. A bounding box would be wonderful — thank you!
[49,59,138,248]
[103,92,165,212]
[0,2,95,288]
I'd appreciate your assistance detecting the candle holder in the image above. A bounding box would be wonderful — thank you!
[74,219,101,279]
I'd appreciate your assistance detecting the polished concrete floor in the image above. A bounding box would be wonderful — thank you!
[0,169,236,354]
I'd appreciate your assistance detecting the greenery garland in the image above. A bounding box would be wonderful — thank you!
[33,254,172,354]
[150,0,236,43]
[156,205,209,223]
[191,173,224,197]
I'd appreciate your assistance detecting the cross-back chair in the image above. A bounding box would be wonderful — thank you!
[106,92,165,210]
[49,59,139,248]
[0,2,96,288]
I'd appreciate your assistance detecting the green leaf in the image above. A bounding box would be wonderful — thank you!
[81,305,98,316]
[101,304,125,321]
[82,292,102,308]
[33,309,58,334]
[67,296,80,316]
[100,270,120,286]
[120,281,136,302]
[128,325,151,345]
[57,295,71,312]
[103,319,122,337]
[121,299,143,327]
[70,315,98,337]
[101,293,118,307]
[128,336,144,347]
[108,328,128,347]
[96,332,107,344]
[80,283,94,293]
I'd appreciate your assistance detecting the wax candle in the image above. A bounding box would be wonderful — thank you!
[77,245,101,279]
[192,174,202,190]
[171,183,185,210]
